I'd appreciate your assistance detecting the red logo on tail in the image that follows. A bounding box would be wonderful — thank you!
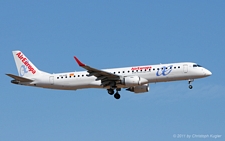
[16,52,36,74]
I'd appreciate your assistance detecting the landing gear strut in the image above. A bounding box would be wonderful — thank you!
[188,79,194,89]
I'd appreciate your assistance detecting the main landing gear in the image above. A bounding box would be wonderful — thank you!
[188,79,194,89]
[107,88,121,99]
[107,89,114,95]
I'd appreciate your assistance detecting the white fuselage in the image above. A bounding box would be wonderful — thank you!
[21,62,211,90]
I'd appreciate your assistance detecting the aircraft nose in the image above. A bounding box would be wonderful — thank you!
[204,69,212,76]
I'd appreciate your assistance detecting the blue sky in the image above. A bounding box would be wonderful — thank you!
[0,1,224,140]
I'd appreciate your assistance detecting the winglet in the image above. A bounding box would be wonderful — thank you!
[74,56,85,66]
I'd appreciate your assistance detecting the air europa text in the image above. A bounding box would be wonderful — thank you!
[16,52,36,74]
[131,66,152,71]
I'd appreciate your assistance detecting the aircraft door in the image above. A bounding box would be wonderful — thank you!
[49,76,54,85]
[183,64,188,73]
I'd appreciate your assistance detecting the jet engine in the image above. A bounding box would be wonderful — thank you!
[121,76,148,87]
[126,84,149,93]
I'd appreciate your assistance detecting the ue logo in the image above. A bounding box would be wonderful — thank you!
[156,65,173,76]
[20,60,29,76]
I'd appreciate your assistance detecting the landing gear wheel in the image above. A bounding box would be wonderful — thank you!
[107,89,114,95]
[188,79,194,89]
[114,93,120,99]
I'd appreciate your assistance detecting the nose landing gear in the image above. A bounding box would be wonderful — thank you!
[188,79,194,89]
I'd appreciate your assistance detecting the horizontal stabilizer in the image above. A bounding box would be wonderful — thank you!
[6,74,33,82]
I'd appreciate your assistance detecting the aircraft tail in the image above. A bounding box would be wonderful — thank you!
[12,50,42,77]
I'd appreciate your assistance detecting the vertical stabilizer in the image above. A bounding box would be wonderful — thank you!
[12,50,41,77]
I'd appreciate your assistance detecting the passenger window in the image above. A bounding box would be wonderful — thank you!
[178,66,180,68]
[123,71,125,73]
[57,77,59,79]
[128,71,130,73]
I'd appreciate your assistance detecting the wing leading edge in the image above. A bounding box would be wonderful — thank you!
[74,56,121,87]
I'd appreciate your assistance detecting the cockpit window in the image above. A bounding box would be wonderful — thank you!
[193,64,202,67]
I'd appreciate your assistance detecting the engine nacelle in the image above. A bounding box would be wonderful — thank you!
[122,76,148,87]
[11,80,19,84]
[126,84,149,93]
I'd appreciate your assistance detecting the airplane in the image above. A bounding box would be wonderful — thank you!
[6,50,212,99]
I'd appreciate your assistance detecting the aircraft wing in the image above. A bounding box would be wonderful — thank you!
[74,56,121,87]
[6,74,33,82]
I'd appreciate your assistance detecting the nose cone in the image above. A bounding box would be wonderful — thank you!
[204,69,212,76]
